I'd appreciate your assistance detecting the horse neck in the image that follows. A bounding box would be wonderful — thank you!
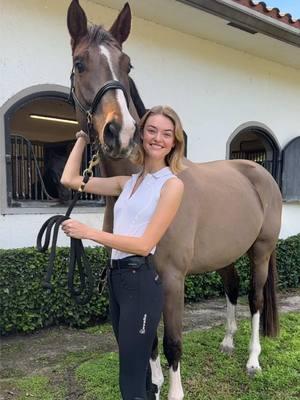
[99,155,140,178]
[129,76,147,118]
[99,149,140,235]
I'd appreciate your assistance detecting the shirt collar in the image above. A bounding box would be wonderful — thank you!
[133,166,172,180]
[150,166,171,179]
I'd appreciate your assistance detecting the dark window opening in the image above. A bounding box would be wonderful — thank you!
[229,127,280,182]
[5,92,104,208]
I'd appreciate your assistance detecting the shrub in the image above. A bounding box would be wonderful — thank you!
[0,234,299,335]
[277,234,300,289]
[0,247,109,335]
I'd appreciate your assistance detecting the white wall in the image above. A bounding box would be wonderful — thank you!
[1,0,300,158]
[0,211,105,249]
[281,204,300,239]
[0,202,298,250]
[0,0,299,248]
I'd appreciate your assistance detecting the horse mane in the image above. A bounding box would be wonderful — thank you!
[85,25,146,119]
[128,76,147,118]
[87,24,121,49]
[128,77,187,154]
[86,25,147,120]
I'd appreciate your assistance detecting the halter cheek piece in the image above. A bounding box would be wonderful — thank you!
[69,68,130,138]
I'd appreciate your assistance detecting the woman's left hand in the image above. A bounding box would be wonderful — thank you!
[61,219,91,240]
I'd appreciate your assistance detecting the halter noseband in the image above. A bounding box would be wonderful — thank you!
[69,69,130,136]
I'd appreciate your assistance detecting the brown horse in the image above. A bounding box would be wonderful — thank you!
[67,1,282,399]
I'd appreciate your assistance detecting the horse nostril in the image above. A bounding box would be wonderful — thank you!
[103,121,121,149]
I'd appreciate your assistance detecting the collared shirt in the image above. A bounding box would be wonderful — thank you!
[111,166,177,260]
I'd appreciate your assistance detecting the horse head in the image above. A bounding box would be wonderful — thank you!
[44,147,72,202]
[67,0,139,158]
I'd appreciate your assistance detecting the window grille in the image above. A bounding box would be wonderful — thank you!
[230,150,280,180]
[8,134,105,207]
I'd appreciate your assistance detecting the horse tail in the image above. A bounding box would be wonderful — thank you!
[262,250,279,337]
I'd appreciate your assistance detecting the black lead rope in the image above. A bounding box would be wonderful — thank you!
[55,74,126,303]
[36,155,100,305]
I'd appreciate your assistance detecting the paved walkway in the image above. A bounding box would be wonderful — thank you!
[182,292,300,332]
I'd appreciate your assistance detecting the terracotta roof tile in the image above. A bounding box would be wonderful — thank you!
[232,0,300,29]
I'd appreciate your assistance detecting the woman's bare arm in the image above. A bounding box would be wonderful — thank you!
[62,178,184,255]
[60,137,129,196]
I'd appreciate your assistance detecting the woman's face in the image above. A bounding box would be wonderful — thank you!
[142,114,175,161]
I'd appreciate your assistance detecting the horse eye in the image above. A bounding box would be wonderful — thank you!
[128,63,133,73]
[74,61,85,73]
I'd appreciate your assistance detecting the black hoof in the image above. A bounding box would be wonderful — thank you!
[146,383,158,399]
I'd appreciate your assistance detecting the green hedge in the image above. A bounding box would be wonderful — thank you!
[0,247,109,335]
[0,234,299,335]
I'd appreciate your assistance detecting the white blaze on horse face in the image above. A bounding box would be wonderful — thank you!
[99,45,136,149]
[168,363,184,400]
[246,311,262,374]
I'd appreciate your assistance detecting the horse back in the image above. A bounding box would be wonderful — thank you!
[155,159,282,275]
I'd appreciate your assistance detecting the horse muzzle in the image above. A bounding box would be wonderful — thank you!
[101,120,138,159]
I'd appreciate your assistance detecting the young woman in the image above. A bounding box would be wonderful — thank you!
[61,105,185,400]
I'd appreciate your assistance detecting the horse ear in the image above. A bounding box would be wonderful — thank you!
[109,2,131,46]
[67,0,88,48]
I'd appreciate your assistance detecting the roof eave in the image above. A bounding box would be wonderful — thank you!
[176,0,300,48]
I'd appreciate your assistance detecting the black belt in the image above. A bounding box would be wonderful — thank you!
[110,255,152,269]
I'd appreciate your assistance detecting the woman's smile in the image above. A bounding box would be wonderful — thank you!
[150,143,164,149]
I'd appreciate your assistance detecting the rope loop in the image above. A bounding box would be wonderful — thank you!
[36,151,104,305]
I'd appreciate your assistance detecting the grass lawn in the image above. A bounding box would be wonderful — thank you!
[2,312,300,399]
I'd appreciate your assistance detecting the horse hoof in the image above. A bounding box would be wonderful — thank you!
[168,397,184,400]
[147,383,158,400]
[247,365,262,376]
[168,392,184,400]
[220,344,234,354]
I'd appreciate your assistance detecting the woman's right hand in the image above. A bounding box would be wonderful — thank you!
[60,133,130,196]
[67,175,130,197]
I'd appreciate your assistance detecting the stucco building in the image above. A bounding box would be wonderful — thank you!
[1,0,299,248]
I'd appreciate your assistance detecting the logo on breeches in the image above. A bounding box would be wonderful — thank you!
[139,314,147,334]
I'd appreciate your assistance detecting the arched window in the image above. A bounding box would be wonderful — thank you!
[4,90,103,208]
[229,125,280,182]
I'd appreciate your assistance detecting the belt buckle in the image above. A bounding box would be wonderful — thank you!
[127,262,138,268]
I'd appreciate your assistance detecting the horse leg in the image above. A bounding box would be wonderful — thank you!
[149,334,164,399]
[247,244,279,375]
[163,274,185,400]
[218,264,239,353]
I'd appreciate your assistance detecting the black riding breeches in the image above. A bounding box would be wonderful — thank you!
[108,255,163,400]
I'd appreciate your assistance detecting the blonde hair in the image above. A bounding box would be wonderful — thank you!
[131,105,186,174]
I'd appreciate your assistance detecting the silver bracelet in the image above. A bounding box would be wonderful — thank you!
[75,130,90,144]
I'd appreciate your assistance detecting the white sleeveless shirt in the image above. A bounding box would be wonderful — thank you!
[111,166,177,259]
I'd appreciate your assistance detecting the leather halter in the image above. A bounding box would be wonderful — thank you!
[69,69,130,137]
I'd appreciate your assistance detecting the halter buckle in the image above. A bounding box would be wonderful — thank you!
[90,152,100,166]
[87,111,93,125]
[83,169,93,179]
